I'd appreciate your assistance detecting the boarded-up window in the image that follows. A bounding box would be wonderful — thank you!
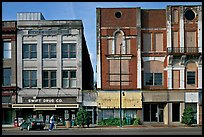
[173,9,179,23]
[144,61,164,73]
[185,31,196,48]
[173,70,180,89]
[143,33,152,52]
[110,60,119,85]
[154,33,163,51]
[172,31,179,48]
[108,39,113,54]
[109,59,129,86]
[115,32,123,54]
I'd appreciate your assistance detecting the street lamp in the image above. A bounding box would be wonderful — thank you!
[119,43,122,127]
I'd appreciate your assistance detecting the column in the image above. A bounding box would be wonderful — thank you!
[57,35,62,88]
[37,34,42,88]
[180,6,184,49]
[167,67,173,89]
[180,67,185,89]
[198,65,202,89]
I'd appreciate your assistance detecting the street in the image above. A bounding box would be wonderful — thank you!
[2,127,202,135]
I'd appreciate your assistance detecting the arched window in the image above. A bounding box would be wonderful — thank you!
[112,30,126,54]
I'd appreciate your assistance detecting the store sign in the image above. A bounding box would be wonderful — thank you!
[23,97,76,104]
[185,92,198,103]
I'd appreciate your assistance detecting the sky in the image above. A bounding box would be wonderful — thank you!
[2,2,202,82]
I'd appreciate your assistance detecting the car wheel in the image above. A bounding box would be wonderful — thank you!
[27,126,30,131]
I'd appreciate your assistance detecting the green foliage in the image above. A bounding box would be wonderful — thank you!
[181,106,196,126]
[98,117,142,126]
[75,107,90,127]
[133,117,142,125]
[98,118,121,126]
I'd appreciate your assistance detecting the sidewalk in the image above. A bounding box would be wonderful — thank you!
[2,124,202,131]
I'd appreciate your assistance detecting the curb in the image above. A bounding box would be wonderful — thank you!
[2,125,202,131]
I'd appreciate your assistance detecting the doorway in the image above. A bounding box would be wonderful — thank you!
[143,103,165,123]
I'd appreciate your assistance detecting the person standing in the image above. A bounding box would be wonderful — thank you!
[49,115,55,131]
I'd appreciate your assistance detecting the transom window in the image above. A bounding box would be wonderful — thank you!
[3,42,11,59]
[43,71,56,88]
[62,43,76,58]
[145,73,162,86]
[23,70,37,88]
[187,71,195,84]
[23,44,37,59]
[62,70,77,88]
[43,43,56,58]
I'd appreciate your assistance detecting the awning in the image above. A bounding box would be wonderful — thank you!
[12,104,79,109]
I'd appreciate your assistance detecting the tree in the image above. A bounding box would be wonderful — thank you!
[181,106,196,126]
[75,107,90,128]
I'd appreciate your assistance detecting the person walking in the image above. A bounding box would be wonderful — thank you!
[49,115,55,131]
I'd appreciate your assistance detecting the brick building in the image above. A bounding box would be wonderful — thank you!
[2,21,18,126]
[96,5,202,125]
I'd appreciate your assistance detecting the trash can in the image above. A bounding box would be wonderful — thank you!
[71,120,75,127]
[126,116,131,125]
[65,121,71,128]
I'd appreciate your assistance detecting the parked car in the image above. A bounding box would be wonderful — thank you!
[20,118,45,131]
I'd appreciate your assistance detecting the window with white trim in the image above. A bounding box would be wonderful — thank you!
[62,70,77,88]
[23,70,37,88]
[62,43,76,58]
[43,43,56,58]
[43,71,56,88]
[23,44,37,59]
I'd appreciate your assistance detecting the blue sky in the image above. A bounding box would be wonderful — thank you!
[2,2,202,81]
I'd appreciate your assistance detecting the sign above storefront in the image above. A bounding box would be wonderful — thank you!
[22,97,77,104]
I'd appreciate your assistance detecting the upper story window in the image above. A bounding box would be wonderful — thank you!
[145,73,162,86]
[187,71,195,84]
[115,11,122,18]
[23,44,37,59]
[184,9,196,21]
[43,43,56,58]
[143,32,163,52]
[3,42,11,59]
[62,70,77,88]
[62,43,76,58]
[143,61,163,86]
[109,30,128,55]
[43,70,56,88]
[23,70,37,88]
[3,68,11,86]
[143,33,152,52]
[172,9,179,23]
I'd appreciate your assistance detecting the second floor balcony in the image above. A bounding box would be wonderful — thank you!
[167,47,200,55]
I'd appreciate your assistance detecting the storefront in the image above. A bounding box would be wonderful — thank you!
[142,90,186,125]
[12,97,80,125]
[2,87,17,126]
[97,91,142,122]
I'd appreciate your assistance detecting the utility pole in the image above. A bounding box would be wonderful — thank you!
[119,43,122,127]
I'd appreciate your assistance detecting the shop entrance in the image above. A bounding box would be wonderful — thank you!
[143,103,165,123]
